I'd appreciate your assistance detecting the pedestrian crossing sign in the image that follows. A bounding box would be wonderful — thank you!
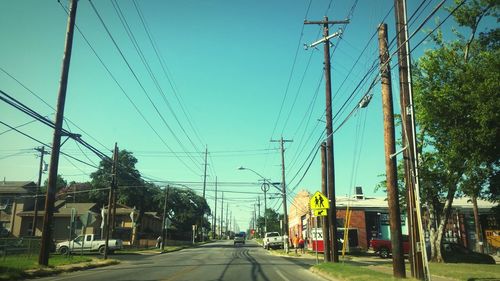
[310,191,329,210]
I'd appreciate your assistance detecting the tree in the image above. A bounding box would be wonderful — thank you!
[413,0,499,261]
[42,174,67,194]
[256,208,282,234]
[163,187,210,240]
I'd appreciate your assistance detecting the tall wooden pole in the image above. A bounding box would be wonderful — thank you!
[32,146,46,236]
[214,177,217,239]
[161,186,169,251]
[104,143,118,260]
[394,0,428,279]
[320,142,331,261]
[304,17,348,262]
[378,23,406,278]
[38,0,78,266]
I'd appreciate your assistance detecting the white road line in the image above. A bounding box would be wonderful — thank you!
[276,269,291,281]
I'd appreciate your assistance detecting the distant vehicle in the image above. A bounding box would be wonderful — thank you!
[56,234,123,255]
[369,235,410,258]
[442,242,495,264]
[263,232,284,250]
[234,233,245,245]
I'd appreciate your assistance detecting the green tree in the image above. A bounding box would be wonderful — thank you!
[256,208,282,234]
[163,187,210,240]
[413,0,499,261]
[42,174,67,193]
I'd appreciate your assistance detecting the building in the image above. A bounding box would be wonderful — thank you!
[288,187,498,252]
[0,180,37,236]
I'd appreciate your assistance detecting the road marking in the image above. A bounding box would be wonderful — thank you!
[276,269,291,281]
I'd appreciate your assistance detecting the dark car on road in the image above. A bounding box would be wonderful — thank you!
[234,233,245,245]
[442,242,495,264]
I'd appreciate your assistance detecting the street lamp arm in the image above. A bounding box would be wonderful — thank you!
[238,166,281,192]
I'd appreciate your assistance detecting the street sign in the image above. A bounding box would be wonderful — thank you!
[310,191,329,210]
[79,212,96,226]
[314,209,327,217]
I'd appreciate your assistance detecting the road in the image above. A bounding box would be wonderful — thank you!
[40,240,327,281]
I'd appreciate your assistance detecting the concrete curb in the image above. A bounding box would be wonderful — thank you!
[15,259,119,280]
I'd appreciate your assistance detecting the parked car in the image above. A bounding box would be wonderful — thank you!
[369,235,410,258]
[56,234,123,255]
[441,242,495,264]
[263,232,284,250]
[234,232,245,245]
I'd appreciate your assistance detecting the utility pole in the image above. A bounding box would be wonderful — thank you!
[270,137,292,249]
[305,17,348,263]
[32,146,47,236]
[378,23,405,278]
[104,143,118,260]
[320,142,331,262]
[257,196,261,236]
[220,192,224,239]
[201,146,208,242]
[213,177,218,239]
[38,0,78,266]
[226,202,229,237]
[393,0,429,279]
[161,185,169,251]
[202,146,208,198]
[261,183,270,233]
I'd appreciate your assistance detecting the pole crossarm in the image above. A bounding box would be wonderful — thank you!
[304,20,350,25]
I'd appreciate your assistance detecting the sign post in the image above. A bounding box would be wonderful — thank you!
[310,191,330,264]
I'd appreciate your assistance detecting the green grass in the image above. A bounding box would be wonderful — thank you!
[314,262,411,281]
[429,262,500,281]
[0,254,93,280]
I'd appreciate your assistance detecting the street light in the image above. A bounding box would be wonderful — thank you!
[237,166,289,251]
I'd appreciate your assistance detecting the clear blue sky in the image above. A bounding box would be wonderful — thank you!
[0,0,482,230]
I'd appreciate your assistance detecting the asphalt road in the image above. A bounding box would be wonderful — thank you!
[39,240,327,281]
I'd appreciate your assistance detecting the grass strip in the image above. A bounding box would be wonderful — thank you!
[313,262,410,281]
[0,255,117,281]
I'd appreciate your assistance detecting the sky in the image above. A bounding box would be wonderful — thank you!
[0,0,485,231]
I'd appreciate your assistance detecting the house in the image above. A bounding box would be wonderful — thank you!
[13,200,100,241]
[109,204,162,245]
[0,180,37,236]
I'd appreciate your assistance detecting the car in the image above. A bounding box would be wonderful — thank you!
[234,233,245,245]
[441,242,495,264]
[263,232,284,250]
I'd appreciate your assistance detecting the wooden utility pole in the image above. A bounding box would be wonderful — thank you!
[320,142,331,262]
[202,146,208,198]
[270,137,292,249]
[32,146,47,236]
[378,23,406,278]
[220,192,224,239]
[201,146,208,242]
[393,0,429,279]
[104,143,118,259]
[305,17,348,262]
[161,186,169,251]
[38,0,78,266]
[213,177,218,239]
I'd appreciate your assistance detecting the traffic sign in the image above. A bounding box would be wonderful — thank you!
[310,191,329,210]
[314,209,327,217]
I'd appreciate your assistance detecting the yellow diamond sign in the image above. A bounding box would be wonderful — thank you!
[310,191,329,210]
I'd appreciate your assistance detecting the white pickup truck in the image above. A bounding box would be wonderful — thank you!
[263,232,284,250]
[56,234,123,255]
